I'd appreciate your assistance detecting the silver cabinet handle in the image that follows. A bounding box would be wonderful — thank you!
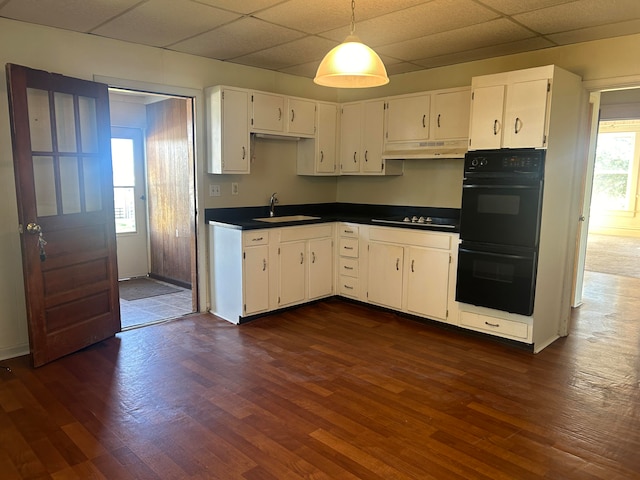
[300,252,304,264]
[353,152,357,163]
[252,236,263,242]
[437,114,441,128]
[320,150,324,162]
[422,114,426,128]
[343,265,354,270]
[344,284,354,290]
[263,259,267,271]
[514,117,521,134]
[312,252,316,263]
[411,259,415,272]
[343,246,354,250]
[364,150,368,162]
[396,258,400,270]
[278,107,282,121]
[493,119,498,136]
[485,321,500,328]
[242,146,246,159]
[291,109,295,122]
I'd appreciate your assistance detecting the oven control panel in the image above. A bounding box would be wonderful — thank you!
[464,149,545,178]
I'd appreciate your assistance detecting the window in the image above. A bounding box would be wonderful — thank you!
[592,121,640,213]
[111,137,137,233]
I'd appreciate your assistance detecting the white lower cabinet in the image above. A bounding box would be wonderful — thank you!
[363,227,456,323]
[367,242,404,310]
[406,246,450,320]
[277,224,334,308]
[243,243,269,315]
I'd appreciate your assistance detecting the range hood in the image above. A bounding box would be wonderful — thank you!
[382,139,468,159]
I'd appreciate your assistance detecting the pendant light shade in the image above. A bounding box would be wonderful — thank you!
[314,1,389,88]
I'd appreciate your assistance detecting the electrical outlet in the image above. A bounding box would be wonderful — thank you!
[209,184,221,197]
[231,183,239,195]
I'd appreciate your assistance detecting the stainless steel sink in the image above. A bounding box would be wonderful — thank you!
[253,215,321,223]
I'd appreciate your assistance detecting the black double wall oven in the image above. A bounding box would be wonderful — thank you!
[455,149,545,316]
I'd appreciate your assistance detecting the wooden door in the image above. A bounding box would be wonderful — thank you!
[6,64,120,367]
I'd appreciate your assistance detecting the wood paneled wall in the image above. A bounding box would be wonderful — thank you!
[145,98,195,288]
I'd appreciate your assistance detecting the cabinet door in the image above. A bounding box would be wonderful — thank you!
[362,100,385,173]
[288,98,316,136]
[220,88,250,173]
[340,103,361,173]
[278,241,306,306]
[406,247,450,320]
[468,84,505,151]
[308,237,333,300]
[385,94,430,143]
[432,90,470,140]
[316,103,337,173]
[243,245,269,315]
[252,92,284,132]
[503,78,549,148]
[368,242,403,309]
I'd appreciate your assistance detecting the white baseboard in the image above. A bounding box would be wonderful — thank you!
[0,344,29,362]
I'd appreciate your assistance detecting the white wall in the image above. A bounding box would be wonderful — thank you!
[2,16,640,360]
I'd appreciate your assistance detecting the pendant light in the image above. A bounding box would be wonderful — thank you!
[314,0,389,88]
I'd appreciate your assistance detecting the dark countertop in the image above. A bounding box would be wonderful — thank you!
[205,203,460,233]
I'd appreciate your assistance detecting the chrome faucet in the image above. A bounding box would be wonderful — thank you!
[269,192,279,217]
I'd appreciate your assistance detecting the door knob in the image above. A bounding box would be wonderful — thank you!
[26,222,42,235]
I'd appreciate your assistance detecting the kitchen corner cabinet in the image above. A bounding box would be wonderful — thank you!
[205,86,250,174]
[340,100,402,176]
[276,224,334,308]
[469,66,554,150]
[297,102,338,175]
[251,92,316,137]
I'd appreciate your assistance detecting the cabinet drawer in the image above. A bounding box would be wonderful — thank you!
[243,230,269,245]
[339,223,359,237]
[339,257,359,277]
[460,312,529,340]
[279,224,333,242]
[339,275,358,297]
[339,237,359,257]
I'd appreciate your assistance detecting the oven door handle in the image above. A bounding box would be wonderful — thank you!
[462,184,539,189]
[459,247,534,261]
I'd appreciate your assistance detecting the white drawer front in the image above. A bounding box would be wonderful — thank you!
[339,223,359,238]
[339,275,358,297]
[339,237,359,257]
[339,257,359,277]
[243,230,269,245]
[460,312,529,340]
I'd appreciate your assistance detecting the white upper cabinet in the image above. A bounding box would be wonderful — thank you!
[251,92,316,137]
[431,89,471,141]
[251,92,285,133]
[297,102,338,176]
[287,98,316,136]
[205,86,250,174]
[383,87,470,158]
[385,93,430,143]
[469,66,553,150]
[340,100,402,175]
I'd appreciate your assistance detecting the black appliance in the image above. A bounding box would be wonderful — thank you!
[455,148,545,316]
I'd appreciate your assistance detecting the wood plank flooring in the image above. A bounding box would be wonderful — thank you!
[1,270,639,479]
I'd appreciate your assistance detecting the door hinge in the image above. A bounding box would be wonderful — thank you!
[446,309,449,318]
[278,296,281,304]
[244,303,246,312]
[547,81,551,92]
[18,224,23,234]
[543,134,547,145]
[278,247,280,255]
[243,251,245,259]
[449,254,452,264]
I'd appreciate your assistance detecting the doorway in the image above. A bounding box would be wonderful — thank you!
[576,87,640,304]
[109,89,197,329]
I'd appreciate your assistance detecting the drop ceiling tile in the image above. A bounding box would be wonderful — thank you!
[385,62,426,75]
[547,18,640,45]
[194,0,286,15]
[255,0,428,35]
[321,0,500,46]
[377,18,535,61]
[0,0,141,32]
[474,0,575,15]
[414,36,555,68]
[279,60,322,78]
[92,0,240,47]
[172,17,305,59]
[513,0,640,35]
[233,36,337,70]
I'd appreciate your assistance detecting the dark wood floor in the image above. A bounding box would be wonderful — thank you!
[1,270,639,479]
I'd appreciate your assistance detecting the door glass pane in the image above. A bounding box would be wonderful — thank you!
[59,156,81,214]
[54,93,77,152]
[33,155,57,216]
[78,96,98,153]
[111,138,136,233]
[27,88,53,152]
[83,157,102,212]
